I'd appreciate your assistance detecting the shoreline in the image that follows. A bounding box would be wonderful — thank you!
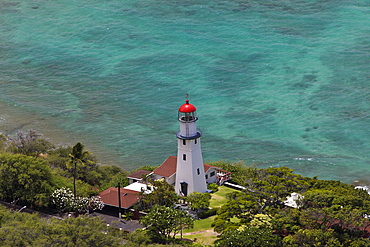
[1,101,370,186]
[0,100,122,167]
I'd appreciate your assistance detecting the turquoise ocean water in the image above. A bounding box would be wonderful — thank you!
[1,0,370,184]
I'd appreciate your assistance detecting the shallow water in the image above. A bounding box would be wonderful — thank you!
[0,0,370,184]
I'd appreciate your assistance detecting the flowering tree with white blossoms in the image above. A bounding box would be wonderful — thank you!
[89,195,105,211]
[51,188,104,215]
[51,187,74,215]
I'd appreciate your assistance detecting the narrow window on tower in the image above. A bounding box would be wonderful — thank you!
[180,182,188,197]
[197,168,200,175]
[195,139,197,144]
[183,154,186,161]
[183,139,186,145]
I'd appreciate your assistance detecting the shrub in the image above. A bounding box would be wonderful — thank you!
[198,208,217,219]
[207,183,219,192]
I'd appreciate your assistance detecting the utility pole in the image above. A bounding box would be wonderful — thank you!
[118,182,122,219]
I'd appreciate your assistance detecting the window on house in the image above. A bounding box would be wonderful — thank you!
[205,174,208,179]
[183,154,186,161]
[210,171,215,177]
[197,168,200,175]
[183,139,186,145]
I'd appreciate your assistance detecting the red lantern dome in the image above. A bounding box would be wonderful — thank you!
[178,99,196,113]
[178,99,197,122]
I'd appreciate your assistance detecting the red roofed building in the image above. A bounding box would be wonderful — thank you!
[149,156,230,187]
[99,156,231,215]
[99,99,230,212]
[99,187,140,209]
[125,99,231,196]
[127,169,152,184]
[151,156,178,185]
[125,155,231,189]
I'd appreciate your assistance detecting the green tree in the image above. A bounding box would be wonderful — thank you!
[126,229,152,246]
[212,191,261,233]
[39,216,123,246]
[138,179,179,211]
[186,192,211,211]
[135,164,159,172]
[302,185,370,210]
[0,153,54,206]
[46,145,72,170]
[97,165,129,190]
[214,226,281,247]
[246,167,310,211]
[46,145,114,195]
[282,229,342,247]
[68,142,90,197]
[348,238,370,247]
[140,205,194,241]
[212,166,313,235]
[249,214,273,229]
[210,165,370,246]
[0,205,123,247]
[208,160,257,186]
[274,202,370,243]
[0,133,9,151]
[0,208,47,246]
[207,183,219,192]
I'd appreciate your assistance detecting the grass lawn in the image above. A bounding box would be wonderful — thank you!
[210,185,237,208]
[180,216,218,245]
[183,215,216,233]
[177,186,238,245]
[180,231,218,246]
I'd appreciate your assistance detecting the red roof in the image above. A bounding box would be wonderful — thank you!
[127,169,152,180]
[178,99,196,113]
[204,163,215,172]
[153,156,221,178]
[203,163,229,173]
[99,187,140,209]
[153,156,177,177]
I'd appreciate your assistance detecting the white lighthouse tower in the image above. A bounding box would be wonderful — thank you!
[175,99,207,196]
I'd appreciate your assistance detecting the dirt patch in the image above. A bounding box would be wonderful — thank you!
[211,195,223,200]
[181,229,218,236]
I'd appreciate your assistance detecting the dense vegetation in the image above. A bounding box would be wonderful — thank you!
[209,160,370,246]
[0,205,123,246]
[1,130,370,246]
[0,204,203,247]
[0,130,129,209]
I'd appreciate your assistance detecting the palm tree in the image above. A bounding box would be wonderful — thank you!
[68,142,89,197]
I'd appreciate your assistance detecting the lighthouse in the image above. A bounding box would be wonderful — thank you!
[174,99,207,196]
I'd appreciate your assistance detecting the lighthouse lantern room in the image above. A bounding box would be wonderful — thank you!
[175,99,207,196]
